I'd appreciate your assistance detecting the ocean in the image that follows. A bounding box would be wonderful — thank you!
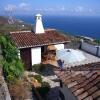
[15,15,100,39]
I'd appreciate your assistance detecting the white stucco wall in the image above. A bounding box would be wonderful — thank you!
[54,44,64,50]
[31,47,41,65]
[18,50,21,59]
[81,42,97,55]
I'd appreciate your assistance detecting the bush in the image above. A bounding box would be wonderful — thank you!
[33,75,42,83]
[8,80,28,100]
[32,63,46,72]
[41,81,50,88]
[6,75,15,83]
[0,36,24,83]
[36,82,50,97]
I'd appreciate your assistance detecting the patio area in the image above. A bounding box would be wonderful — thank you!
[64,49,100,68]
[47,49,100,69]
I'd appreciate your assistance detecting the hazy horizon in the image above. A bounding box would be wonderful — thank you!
[0,0,100,17]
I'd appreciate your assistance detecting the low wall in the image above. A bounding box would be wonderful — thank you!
[81,42,100,57]
[55,44,64,50]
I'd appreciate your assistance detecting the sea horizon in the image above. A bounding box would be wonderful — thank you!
[15,15,100,39]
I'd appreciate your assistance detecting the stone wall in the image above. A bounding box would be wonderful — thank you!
[0,76,11,100]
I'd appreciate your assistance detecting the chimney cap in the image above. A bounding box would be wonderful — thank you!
[35,14,42,17]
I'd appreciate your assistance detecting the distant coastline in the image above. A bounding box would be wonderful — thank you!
[15,15,100,39]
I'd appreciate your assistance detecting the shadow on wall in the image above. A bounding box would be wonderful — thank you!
[64,41,81,49]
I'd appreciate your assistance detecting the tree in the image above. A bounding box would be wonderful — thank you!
[0,35,24,82]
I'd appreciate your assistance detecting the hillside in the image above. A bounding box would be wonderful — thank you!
[0,16,32,34]
[0,16,8,24]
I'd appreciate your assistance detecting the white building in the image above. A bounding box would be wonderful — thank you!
[10,14,70,70]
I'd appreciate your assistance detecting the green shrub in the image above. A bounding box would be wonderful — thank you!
[33,75,42,83]
[6,75,15,83]
[0,36,24,83]
[41,82,50,88]
[32,63,45,72]
[36,82,50,97]
[32,64,40,72]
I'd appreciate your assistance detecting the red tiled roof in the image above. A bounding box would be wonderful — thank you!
[53,63,100,100]
[10,30,70,48]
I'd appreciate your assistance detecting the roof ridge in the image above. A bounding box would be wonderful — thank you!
[10,31,31,34]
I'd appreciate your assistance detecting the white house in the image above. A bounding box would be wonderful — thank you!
[10,14,70,70]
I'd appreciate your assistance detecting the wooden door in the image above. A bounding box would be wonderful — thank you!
[20,48,32,70]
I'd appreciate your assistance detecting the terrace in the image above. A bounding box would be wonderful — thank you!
[38,49,100,100]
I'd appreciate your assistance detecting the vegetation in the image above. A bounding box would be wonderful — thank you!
[0,35,24,83]
[0,16,32,34]
[33,75,42,83]
[36,81,50,98]
[32,63,46,72]
[8,80,30,100]
[94,39,100,45]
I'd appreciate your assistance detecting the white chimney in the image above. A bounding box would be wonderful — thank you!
[34,14,45,34]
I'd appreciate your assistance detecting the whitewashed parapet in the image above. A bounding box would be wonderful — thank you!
[81,42,97,55]
[81,42,100,57]
[55,44,64,50]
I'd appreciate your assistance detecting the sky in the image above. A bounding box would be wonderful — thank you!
[0,0,100,16]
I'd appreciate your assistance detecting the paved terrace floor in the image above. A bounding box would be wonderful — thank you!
[50,49,100,69]
[64,50,100,68]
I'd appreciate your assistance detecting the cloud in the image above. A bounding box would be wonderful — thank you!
[47,8,55,11]
[75,6,84,12]
[4,4,16,12]
[35,8,43,11]
[60,6,66,11]
[35,6,66,12]
[35,8,55,12]
[73,6,93,14]
[88,8,93,13]
[19,3,28,8]
[19,3,30,11]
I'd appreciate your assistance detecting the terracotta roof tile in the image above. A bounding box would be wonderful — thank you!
[67,81,78,88]
[75,76,86,84]
[83,96,93,100]
[74,88,84,96]
[53,64,100,100]
[77,92,88,100]
[10,30,70,48]
[87,86,98,95]
[97,82,100,89]
[92,90,100,99]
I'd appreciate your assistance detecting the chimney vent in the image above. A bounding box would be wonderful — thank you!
[34,14,45,34]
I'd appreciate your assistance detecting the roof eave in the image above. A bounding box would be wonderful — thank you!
[18,41,71,49]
